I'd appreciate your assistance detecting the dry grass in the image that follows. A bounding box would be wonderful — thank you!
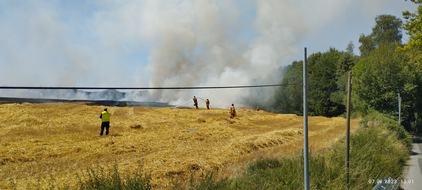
[0,103,359,189]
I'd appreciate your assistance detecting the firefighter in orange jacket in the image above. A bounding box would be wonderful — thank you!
[230,104,236,118]
[99,108,111,136]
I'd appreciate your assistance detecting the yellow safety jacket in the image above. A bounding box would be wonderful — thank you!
[101,111,111,122]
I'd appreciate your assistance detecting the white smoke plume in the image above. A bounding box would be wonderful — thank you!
[143,0,306,108]
[0,0,412,108]
[141,0,408,108]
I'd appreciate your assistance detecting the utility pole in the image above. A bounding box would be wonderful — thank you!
[303,47,310,190]
[346,71,352,185]
[398,93,401,124]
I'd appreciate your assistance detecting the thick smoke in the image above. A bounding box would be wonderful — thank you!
[142,0,403,108]
[0,0,411,107]
[143,0,307,108]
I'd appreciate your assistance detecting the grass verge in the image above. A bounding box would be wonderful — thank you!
[76,164,151,190]
[187,111,411,189]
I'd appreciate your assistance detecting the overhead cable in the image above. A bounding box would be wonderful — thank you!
[0,84,294,90]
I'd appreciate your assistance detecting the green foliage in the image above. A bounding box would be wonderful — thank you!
[347,126,408,188]
[346,41,355,54]
[274,49,355,117]
[353,37,422,132]
[271,12,422,132]
[187,113,410,189]
[359,34,376,57]
[353,44,409,114]
[331,52,357,112]
[401,1,422,132]
[76,164,151,190]
[308,48,346,116]
[402,1,422,50]
[187,172,228,190]
[359,15,403,57]
[372,15,403,45]
[274,61,303,114]
[361,111,412,149]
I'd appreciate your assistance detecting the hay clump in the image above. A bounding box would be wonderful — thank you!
[131,124,143,129]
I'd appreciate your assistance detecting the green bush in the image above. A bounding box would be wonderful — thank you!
[187,172,228,190]
[361,111,412,150]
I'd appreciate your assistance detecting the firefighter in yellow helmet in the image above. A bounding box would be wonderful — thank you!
[99,108,111,136]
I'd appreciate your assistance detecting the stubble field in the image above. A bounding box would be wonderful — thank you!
[0,103,358,189]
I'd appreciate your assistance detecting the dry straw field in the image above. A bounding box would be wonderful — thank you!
[0,103,358,189]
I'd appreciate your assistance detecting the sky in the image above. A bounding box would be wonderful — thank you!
[0,0,418,106]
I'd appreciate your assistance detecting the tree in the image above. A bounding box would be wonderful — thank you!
[401,0,422,132]
[372,15,403,44]
[352,44,409,115]
[402,0,422,81]
[359,34,376,57]
[359,15,403,56]
[402,0,422,51]
[274,61,303,114]
[332,46,358,110]
[308,48,345,116]
[274,49,354,117]
[346,41,355,55]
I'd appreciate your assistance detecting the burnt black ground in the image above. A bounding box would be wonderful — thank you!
[0,97,170,107]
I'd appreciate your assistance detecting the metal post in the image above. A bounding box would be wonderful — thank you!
[398,93,401,124]
[346,71,352,185]
[303,47,310,190]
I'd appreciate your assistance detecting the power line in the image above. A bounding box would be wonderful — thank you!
[0,84,292,90]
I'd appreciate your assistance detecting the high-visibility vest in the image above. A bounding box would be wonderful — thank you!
[101,111,111,122]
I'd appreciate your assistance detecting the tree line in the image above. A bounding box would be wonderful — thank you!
[267,1,422,133]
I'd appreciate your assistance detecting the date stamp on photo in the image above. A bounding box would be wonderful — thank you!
[368,178,414,185]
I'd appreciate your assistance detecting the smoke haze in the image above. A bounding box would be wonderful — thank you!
[0,0,415,108]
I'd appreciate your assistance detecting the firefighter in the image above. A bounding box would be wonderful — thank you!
[205,99,210,109]
[193,96,198,109]
[99,108,111,136]
[229,104,236,118]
